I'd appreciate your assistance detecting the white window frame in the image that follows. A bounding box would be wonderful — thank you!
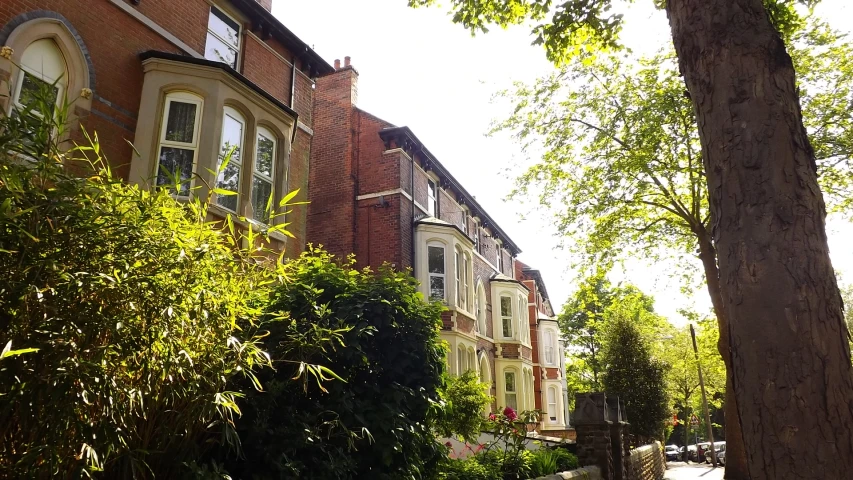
[215,105,246,213]
[500,295,513,339]
[205,6,241,70]
[544,329,556,365]
[427,243,446,301]
[547,386,558,423]
[455,247,463,309]
[457,345,466,375]
[13,51,65,116]
[461,207,469,235]
[496,248,504,274]
[156,92,204,197]
[427,179,438,217]
[504,369,518,411]
[252,126,277,224]
[476,281,487,335]
[518,295,527,344]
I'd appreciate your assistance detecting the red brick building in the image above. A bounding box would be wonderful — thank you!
[308,60,572,434]
[0,0,331,253]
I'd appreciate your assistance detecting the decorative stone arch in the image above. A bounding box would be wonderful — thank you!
[0,11,94,116]
[478,350,491,385]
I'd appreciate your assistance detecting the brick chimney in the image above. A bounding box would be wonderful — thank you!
[256,0,273,12]
[307,58,360,257]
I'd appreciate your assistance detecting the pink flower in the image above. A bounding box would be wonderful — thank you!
[445,441,453,448]
[489,413,496,421]
[503,406,518,421]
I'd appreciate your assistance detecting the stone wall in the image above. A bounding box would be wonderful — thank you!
[529,465,603,480]
[627,442,665,480]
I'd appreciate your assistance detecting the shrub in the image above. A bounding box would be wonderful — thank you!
[440,457,500,480]
[550,447,579,471]
[0,108,276,476]
[435,370,492,442]
[220,250,448,479]
[529,449,558,477]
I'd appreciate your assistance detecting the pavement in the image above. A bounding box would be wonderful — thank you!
[664,462,725,480]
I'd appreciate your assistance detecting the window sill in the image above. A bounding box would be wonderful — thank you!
[208,204,291,244]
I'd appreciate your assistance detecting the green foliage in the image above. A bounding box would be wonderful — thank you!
[439,456,501,480]
[529,449,558,477]
[549,448,579,471]
[435,370,493,443]
[408,0,820,64]
[602,315,669,440]
[221,249,448,480]
[0,88,282,477]
[560,271,668,396]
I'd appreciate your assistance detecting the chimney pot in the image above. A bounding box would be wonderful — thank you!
[344,56,351,67]
[334,59,341,70]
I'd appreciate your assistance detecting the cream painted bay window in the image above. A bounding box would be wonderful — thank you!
[205,7,241,69]
[504,370,517,410]
[518,295,527,343]
[548,386,558,423]
[156,92,203,196]
[544,329,555,365]
[476,282,487,334]
[252,127,277,223]
[428,244,446,301]
[500,295,513,338]
[215,106,245,212]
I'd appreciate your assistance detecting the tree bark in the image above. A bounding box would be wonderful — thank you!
[696,229,750,479]
[667,1,853,479]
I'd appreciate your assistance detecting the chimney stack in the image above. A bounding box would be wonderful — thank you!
[344,56,351,67]
[334,59,341,70]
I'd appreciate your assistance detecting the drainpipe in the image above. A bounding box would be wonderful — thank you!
[290,55,297,108]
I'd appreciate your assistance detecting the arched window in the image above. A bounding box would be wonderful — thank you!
[500,295,513,339]
[544,330,555,365]
[156,92,203,196]
[479,353,491,386]
[455,247,464,310]
[427,243,446,301]
[547,386,558,423]
[504,369,518,410]
[468,348,476,374]
[215,105,246,212]
[476,281,487,335]
[252,126,277,223]
[464,252,472,310]
[457,345,466,375]
[517,295,527,344]
[13,38,66,115]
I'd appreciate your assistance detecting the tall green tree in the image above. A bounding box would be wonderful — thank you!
[601,314,669,441]
[411,0,853,476]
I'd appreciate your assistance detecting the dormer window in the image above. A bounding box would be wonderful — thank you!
[206,7,241,69]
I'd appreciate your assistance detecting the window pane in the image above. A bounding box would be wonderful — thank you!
[503,318,512,338]
[500,296,512,317]
[17,72,58,112]
[252,177,273,223]
[256,133,275,177]
[164,101,197,143]
[205,32,238,68]
[428,246,444,274]
[157,147,194,196]
[429,276,444,300]
[220,112,244,164]
[216,161,240,210]
[506,394,517,411]
[505,372,515,392]
[209,7,240,48]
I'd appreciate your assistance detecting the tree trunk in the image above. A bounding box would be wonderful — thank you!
[696,229,750,479]
[667,1,853,479]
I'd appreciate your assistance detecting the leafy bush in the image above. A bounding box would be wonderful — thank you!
[550,447,579,471]
[435,370,492,442]
[529,449,558,477]
[0,104,279,476]
[220,250,448,479]
[439,457,501,480]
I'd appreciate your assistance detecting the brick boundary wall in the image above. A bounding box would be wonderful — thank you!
[627,442,666,480]
[529,465,603,480]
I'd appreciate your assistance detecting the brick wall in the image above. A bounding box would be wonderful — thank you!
[628,442,666,480]
[307,67,358,258]
[1,0,319,253]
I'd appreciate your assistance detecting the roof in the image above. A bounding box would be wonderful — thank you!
[230,0,333,76]
[378,126,522,255]
[139,50,298,122]
[521,267,551,306]
[490,273,529,291]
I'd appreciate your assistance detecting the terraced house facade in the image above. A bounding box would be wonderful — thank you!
[0,0,331,253]
[308,61,573,436]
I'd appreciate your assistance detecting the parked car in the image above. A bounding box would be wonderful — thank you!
[704,442,726,465]
[665,445,681,461]
[690,442,710,462]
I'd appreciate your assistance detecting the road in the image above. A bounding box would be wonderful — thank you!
[664,462,724,480]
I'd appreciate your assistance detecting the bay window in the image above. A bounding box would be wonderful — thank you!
[548,386,558,423]
[500,295,513,338]
[518,295,527,343]
[544,329,555,365]
[476,283,487,335]
[253,127,277,223]
[504,370,518,411]
[428,244,446,301]
[156,92,203,196]
[215,106,245,212]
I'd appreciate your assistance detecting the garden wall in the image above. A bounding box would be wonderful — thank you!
[627,442,665,480]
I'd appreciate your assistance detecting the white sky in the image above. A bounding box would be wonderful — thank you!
[276,0,853,324]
